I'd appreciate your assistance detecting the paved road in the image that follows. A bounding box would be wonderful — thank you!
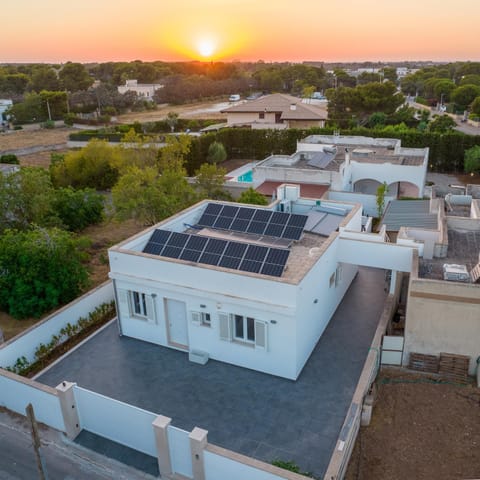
[0,409,155,480]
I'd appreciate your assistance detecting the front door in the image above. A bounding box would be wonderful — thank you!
[165,299,188,349]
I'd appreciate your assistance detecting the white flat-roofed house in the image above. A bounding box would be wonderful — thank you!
[117,79,163,101]
[0,99,13,124]
[109,186,362,380]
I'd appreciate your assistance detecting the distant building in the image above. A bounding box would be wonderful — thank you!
[221,93,327,130]
[0,99,13,124]
[117,79,163,101]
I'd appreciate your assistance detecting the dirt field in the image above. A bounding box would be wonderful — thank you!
[0,127,73,151]
[346,369,480,480]
[116,99,229,123]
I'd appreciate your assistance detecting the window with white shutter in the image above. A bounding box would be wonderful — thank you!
[191,312,201,325]
[254,321,267,350]
[218,312,231,341]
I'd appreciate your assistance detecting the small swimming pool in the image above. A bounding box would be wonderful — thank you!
[237,170,253,183]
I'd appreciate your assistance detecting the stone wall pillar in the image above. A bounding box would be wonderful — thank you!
[152,415,173,478]
[189,427,208,480]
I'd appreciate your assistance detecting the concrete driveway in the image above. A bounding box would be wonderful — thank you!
[39,267,387,477]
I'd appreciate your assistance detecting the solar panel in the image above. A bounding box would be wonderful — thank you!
[247,221,267,235]
[213,216,234,230]
[169,232,189,248]
[161,246,183,259]
[143,242,164,255]
[204,238,228,255]
[185,235,208,251]
[223,242,248,258]
[253,209,273,222]
[270,211,289,224]
[287,214,308,228]
[244,245,269,261]
[180,249,202,262]
[266,248,290,265]
[230,218,250,232]
[204,203,223,215]
[150,229,172,244]
[199,252,221,266]
[219,256,242,269]
[221,205,239,217]
[196,203,308,242]
[260,263,284,277]
[239,259,263,273]
[237,207,255,220]
[264,223,285,237]
[282,226,304,241]
[198,214,217,227]
[143,228,290,278]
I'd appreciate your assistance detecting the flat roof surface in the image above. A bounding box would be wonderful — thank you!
[133,201,350,285]
[419,229,480,280]
[381,200,438,232]
[38,267,387,478]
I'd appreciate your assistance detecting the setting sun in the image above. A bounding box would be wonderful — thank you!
[197,39,216,59]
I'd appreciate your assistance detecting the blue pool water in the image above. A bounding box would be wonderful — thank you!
[237,170,253,183]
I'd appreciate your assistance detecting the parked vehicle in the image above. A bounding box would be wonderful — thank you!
[229,94,241,102]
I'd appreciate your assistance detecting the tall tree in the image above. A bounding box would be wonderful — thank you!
[59,62,93,92]
[195,163,230,200]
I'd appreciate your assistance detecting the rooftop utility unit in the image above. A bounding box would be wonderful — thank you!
[443,264,470,283]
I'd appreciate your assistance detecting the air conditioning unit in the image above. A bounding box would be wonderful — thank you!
[279,200,291,213]
[443,264,470,282]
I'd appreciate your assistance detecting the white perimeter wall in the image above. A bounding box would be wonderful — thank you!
[0,282,114,368]
[0,370,65,431]
[328,191,395,217]
[75,386,157,456]
[168,426,194,477]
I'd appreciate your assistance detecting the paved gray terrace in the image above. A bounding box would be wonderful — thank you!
[39,267,387,477]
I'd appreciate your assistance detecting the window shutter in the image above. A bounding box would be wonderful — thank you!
[218,313,231,341]
[116,289,130,318]
[145,294,156,323]
[335,264,343,287]
[255,321,267,350]
[191,312,201,325]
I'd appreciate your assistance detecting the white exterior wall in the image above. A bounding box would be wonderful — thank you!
[328,191,395,217]
[295,236,358,376]
[253,166,341,191]
[226,112,278,126]
[110,251,299,379]
[350,162,425,197]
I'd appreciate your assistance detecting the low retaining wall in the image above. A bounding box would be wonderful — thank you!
[0,281,114,369]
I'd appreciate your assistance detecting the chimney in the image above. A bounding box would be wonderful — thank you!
[290,103,297,111]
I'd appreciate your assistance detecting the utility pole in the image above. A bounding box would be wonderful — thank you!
[26,403,49,480]
[46,99,52,121]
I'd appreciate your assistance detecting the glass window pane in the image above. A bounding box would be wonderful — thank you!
[234,315,244,339]
[133,291,140,314]
[247,317,255,341]
[141,294,147,316]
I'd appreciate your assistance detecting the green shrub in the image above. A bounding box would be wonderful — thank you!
[0,154,19,165]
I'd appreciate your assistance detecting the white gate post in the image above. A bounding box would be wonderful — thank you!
[56,381,81,439]
[189,427,208,480]
[152,415,173,478]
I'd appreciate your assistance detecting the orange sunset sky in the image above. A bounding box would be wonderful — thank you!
[2,0,479,63]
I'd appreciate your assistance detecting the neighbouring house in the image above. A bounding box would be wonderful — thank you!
[0,99,13,124]
[232,135,428,216]
[109,186,368,380]
[117,79,163,101]
[221,93,327,129]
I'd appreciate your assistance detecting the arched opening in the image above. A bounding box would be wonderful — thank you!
[397,181,419,198]
[353,178,382,195]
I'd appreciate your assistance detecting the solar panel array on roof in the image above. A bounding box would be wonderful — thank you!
[143,229,290,278]
[307,151,335,169]
[197,203,308,241]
